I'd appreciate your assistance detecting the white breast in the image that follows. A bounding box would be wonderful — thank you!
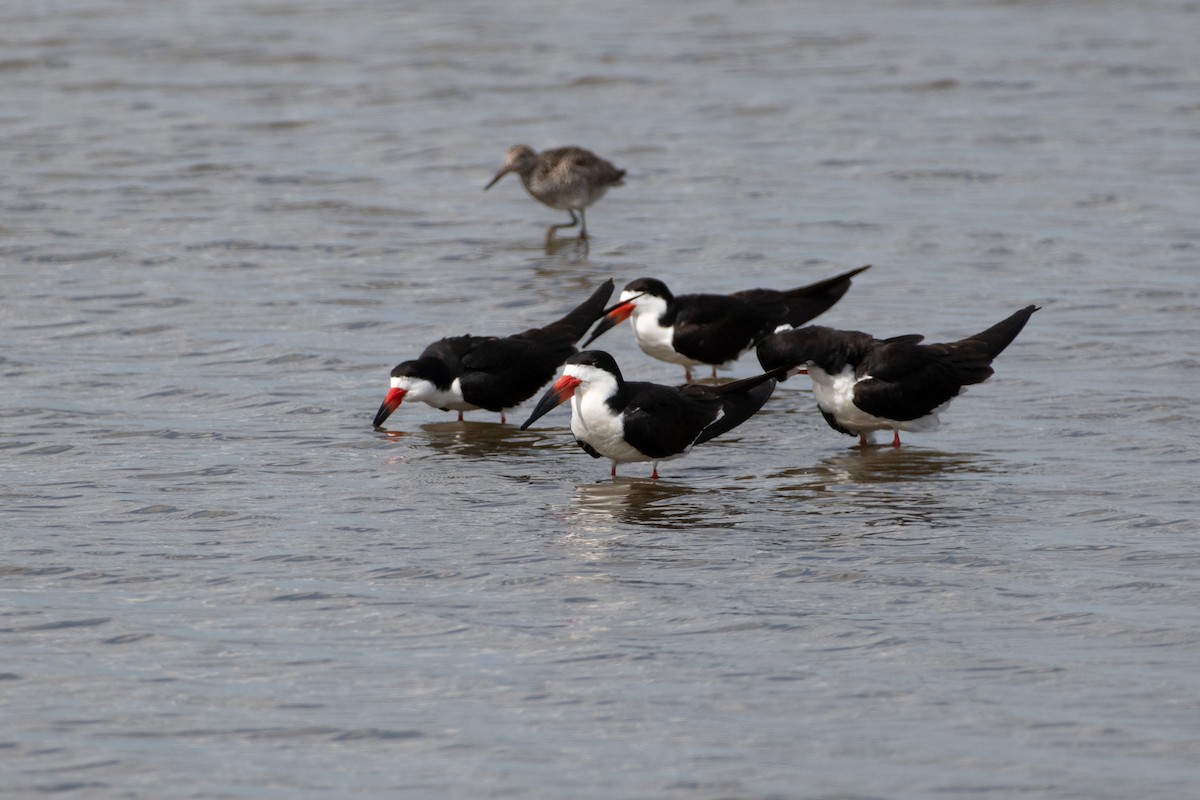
[628,297,701,368]
[809,365,893,435]
[570,389,647,464]
[400,376,479,412]
[808,366,950,435]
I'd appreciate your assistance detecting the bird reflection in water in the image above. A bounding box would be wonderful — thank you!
[571,478,717,528]
[815,447,999,484]
[771,446,1005,535]
[543,236,589,258]
[416,420,541,461]
[375,427,410,466]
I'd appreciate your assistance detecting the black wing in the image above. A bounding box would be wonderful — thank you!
[458,335,573,411]
[457,285,618,411]
[755,325,877,378]
[419,335,496,379]
[777,264,871,326]
[853,339,968,421]
[671,294,778,365]
[420,335,494,364]
[618,382,722,459]
[853,306,1039,421]
[693,372,777,445]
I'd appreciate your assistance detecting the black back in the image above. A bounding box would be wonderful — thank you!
[755,325,877,377]
[853,306,1039,420]
[455,280,613,411]
[614,371,778,457]
[670,265,869,366]
[756,307,1038,425]
[457,335,576,411]
[670,293,783,365]
[615,381,724,458]
[853,337,980,421]
[412,335,495,389]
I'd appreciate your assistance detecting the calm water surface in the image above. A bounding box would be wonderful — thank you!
[3,1,1199,797]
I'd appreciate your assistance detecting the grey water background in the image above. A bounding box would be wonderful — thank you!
[3,0,1199,797]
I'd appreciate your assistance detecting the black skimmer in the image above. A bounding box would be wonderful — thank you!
[485,145,625,246]
[756,305,1040,447]
[372,279,614,429]
[519,350,779,479]
[582,265,870,382]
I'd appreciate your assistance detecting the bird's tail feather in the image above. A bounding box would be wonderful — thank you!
[542,279,616,343]
[963,304,1040,360]
[781,264,871,327]
[694,372,778,446]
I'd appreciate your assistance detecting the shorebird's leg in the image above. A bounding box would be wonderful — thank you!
[891,430,901,448]
[650,463,660,480]
[859,433,869,447]
[500,412,506,424]
[578,208,588,240]
[610,462,617,478]
[684,366,693,383]
[711,365,718,379]
[545,210,580,244]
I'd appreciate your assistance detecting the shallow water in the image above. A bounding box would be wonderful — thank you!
[3,0,1199,797]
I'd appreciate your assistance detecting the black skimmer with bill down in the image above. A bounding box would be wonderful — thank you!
[372,279,614,429]
[485,145,625,246]
[582,265,870,382]
[519,350,779,479]
[755,305,1040,447]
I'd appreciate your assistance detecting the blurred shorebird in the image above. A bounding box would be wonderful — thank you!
[485,145,625,245]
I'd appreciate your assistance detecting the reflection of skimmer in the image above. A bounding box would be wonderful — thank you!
[571,478,711,528]
[812,447,1000,485]
[771,447,1006,535]
[417,420,545,462]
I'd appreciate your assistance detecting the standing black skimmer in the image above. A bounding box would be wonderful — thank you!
[756,305,1040,447]
[484,145,625,246]
[519,350,779,479]
[582,265,870,382]
[372,279,614,429]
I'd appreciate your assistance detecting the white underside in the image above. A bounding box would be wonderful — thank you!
[394,376,481,413]
[564,363,652,464]
[627,296,705,369]
[571,393,648,463]
[808,365,953,438]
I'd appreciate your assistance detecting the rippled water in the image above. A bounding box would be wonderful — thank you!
[3,0,1199,797]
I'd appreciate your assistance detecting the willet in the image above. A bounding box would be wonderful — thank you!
[485,145,625,245]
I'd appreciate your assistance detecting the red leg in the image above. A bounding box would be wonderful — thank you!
[858,434,869,447]
[611,463,617,478]
[891,430,901,448]
[651,464,660,480]
[457,411,464,422]
[500,412,506,424]
[684,367,693,383]
[710,366,718,379]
